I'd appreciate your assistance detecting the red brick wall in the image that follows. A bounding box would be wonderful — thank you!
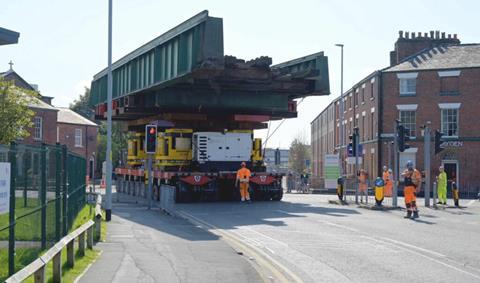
[57,123,98,174]
[22,109,58,146]
[380,68,480,193]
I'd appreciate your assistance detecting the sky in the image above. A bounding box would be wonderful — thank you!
[1,0,479,148]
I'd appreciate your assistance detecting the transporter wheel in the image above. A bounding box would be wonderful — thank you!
[272,187,283,201]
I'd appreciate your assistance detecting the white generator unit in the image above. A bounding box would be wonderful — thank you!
[193,132,252,163]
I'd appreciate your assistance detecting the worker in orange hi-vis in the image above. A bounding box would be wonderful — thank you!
[382,166,393,197]
[235,162,251,203]
[401,160,422,219]
[358,169,368,202]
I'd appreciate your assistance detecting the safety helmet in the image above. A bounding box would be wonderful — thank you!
[241,162,246,167]
[383,166,387,171]
[406,160,413,169]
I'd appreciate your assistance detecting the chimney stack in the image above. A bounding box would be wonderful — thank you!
[454,34,457,39]
[399,30,404,38]
[441,32,446,39]
[435,30,440,39]
[412,32,416,39]
[405,31,410,39]
[448,34,451,39]
[417,32,422,38]
[430,30,434,38]
[424,32,428,38]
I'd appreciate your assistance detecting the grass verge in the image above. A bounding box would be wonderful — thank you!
[0,204,102,282]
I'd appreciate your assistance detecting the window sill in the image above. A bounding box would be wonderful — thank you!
[400,93,416,97]
[34,138,42,141]
[75,145,83,148]
[440,92,460,96]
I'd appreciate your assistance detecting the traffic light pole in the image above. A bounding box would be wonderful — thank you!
[392,120,399,207]
[105,0,113,221]
[424,123,431,207]
[147,154,153,209]
[354,128,359,204]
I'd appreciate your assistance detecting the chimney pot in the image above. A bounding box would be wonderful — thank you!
[448,34,451,39]
[399,30,404,38]
[441,32,446,39]
[424,32,428,37]
[405,31,410,39]
[454,34,457,39]
[418,32,422,38]
[430,31,435,38]
[412,32,416,39]
[435,31,440,39]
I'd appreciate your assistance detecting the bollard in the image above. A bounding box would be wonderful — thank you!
[452,182,460,207]
[374,177,385,207]
[337,177,344,201]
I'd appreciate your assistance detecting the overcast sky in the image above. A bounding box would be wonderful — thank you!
[1,0,478,148]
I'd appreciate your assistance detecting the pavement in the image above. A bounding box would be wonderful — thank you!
[78,193,262,283]
[176,194,480,283]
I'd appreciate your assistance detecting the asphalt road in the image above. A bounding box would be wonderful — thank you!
[176,194,480,283]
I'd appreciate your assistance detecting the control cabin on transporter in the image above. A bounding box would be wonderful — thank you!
[89,10,330,202]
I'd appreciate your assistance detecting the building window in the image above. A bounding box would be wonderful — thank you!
[34,117,42,140]
[75,129,83,147]
[56,126,59,143]
[399,78,416,96]
[399,110,416,137]
[362,116,365,141]
[361,86,365,103]
[370,83,374,99]
[440,76,459,95]
[441,108,459,137]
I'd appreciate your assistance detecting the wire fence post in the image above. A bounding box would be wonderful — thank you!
[62,145,68,236]
[23,151,28,207]
[55,144,62,241]
[8,142,16,276]
[40,143,47,250]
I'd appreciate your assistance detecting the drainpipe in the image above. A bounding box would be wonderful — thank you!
[377,71,384,178]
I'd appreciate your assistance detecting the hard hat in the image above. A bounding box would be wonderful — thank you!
[406,160,413,169]
[383,166,387,171]
[241,162,246,167]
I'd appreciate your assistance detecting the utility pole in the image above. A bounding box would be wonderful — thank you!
[392,120,399,207]
[335,44,345,201]
[105,0,113,221]
[423,122,432,207]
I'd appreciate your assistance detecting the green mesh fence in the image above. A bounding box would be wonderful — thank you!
[0,143,86,280]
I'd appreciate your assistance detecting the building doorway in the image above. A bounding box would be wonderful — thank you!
[442,160,458,191]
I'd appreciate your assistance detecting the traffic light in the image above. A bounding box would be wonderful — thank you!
[434,130,444,154]
[397,125,410,152]
[348,128,359,156]
[145,125,157,154]
[274,148,281,165]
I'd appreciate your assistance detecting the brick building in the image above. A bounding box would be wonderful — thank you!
[1,68,98,174]
[56,108,98,174]
[1,69,59,145]
[312,31,480,195]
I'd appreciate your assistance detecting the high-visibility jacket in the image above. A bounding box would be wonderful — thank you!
[438,172,447,189]
[237,168,251,183]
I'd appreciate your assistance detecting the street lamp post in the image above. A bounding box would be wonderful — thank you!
[105,0,113,221]
[335,44,345,201]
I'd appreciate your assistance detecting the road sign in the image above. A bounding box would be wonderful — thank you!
[324,154,340,189]
[347,157,362,165]
[0,163,11,214]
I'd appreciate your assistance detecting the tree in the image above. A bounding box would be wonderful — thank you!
[0,78,38,144]
[69,87,94,119]
[69,86,128,174]
[96,122,128,172]
[288,132,311,174]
